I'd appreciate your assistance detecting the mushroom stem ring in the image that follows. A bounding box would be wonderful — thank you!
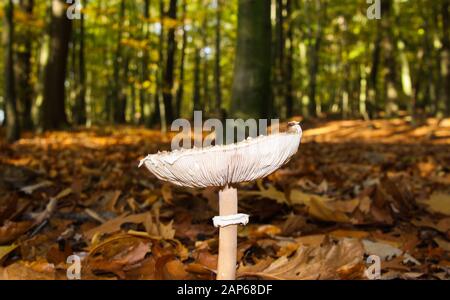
[212,213,249,227]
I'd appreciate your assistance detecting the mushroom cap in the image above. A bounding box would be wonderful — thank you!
[139,123,302,188]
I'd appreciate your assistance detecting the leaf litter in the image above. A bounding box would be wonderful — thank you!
[0,119,449,279]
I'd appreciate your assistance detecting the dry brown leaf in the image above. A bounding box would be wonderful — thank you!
[0,260,56,280]
[412,217,450,233]
[295,234,326,247]
[238,238,365,279]
[155,255,192,280]
[420,192,450,216]
[0,221,32,245]
[86,236,151,278]
[434,237,450,252]
[84,212,150,239]
[328,198,360,213]
[85,202,175,240]
[329,229,370,240]
[308,197,350,223]
[247,225,282,239]
[161,183,174,204]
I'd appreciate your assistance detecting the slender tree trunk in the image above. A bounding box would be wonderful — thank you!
[274,0,285,115]
[162,0,177,125]
[193,47,202,113]
[381,0,398,117]
[74,0,87,125]
[3,0,20,142]
[176,0,187,118]
[441,0,450,116]
[151,0,166,132]
[368,21,381,118]
[285,0,294,118]
[231,0,272,119]
[112,0,126,123]
[42,0,72,130]
[307,0,324,118]
[201,15,210,113]
[15,0,34,131]
[214,0,223,116]
[140,0,150,125]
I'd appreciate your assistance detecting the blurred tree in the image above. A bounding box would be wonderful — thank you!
[73,0,87,125]
[3,0,20,141]
[15,0,34,130]
[42,0,72,130]
[162,0,177,125]
[231,0,271,118]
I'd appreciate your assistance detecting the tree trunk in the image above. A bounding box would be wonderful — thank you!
[74,0,87,125]
[150,0,165,131]
[3,0,20,142]
[214,0,223,116]
[42,0,72,130]
[274,0,285,115]
[162,0,177,125]
[15,0,34,131]
[381,0,398,117]
[201,14,210,113]
[176,0,187,118]
[442,0,450,116]
[193,47,202,114]
[285,0,294,117]
[140,0,150,125]
[368,21,382,118]
[231,0,272,119]
[112,0,126,123]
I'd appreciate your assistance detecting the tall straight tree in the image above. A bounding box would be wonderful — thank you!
[307,0,325,118]
[112,0,126,123]
[15,0,34,130]
[175,0,187,117]
[231,0,272,119]
[441,0,450,115]
[140,0,151,124]
[73,0,87,125]
[214,0,223,116]
[162,0,177,125]
[3,0,20,141]
[285,0,294,117]
[42,0,72,130]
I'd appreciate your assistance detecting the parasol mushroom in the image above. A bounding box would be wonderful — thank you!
[139,121,302,279]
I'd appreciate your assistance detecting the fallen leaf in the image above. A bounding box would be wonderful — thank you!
[238,238,365,280]
[0,221,32,245]
[308,197,350,223]
[0,260,56,280]
[420,192,450,216]
[20,180,53,195]
[161,183,174,204]
[0,244,19,262]
[434,237,450,252]
[362,240,420,265]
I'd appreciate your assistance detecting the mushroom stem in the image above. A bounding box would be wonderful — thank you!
[217,186,238,280]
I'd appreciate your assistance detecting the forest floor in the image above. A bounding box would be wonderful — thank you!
[0,118,449,280]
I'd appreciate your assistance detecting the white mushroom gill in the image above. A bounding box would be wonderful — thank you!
[139,124,302,188]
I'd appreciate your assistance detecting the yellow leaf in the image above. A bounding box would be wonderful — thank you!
[421,192,450,216]
[0,244,18,262]
[308,198,350,223]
